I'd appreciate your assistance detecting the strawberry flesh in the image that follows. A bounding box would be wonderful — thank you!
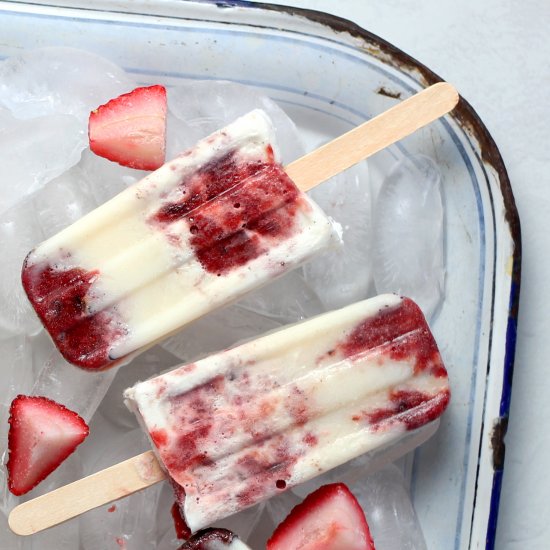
[7,395,89,496]
[89,84,167,171]
[267,483,375,550]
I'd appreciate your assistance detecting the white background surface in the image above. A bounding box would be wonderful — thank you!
[262,1,549,548]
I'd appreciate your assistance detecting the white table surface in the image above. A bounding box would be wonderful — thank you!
[262,1,549,548]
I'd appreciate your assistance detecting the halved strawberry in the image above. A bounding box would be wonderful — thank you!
[89,84,167,170]
[267,483,375,550]
[6,395,89,496]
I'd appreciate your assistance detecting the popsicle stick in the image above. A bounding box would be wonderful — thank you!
[8,450,166,536]
[286,82,458,191]
[8,82,458,537]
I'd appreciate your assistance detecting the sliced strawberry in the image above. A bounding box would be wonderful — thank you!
[89,84,167,170]
[7,395,89,496]
[267,483,375,550]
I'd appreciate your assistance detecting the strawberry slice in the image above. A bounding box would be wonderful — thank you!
[89,84,167,170]
[267,483,375,550]
[6,395,89,496]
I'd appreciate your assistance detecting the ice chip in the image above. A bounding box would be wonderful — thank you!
[160,304,282,363]
[168,80,305,163]
[32,166,98,238]
[236,270,326,323]
[372,155,444,319]
[351,464,428,550]
[305,160,372,309]
[78,148,148,205]
[100,346,180,430]
[0,114,85,214]
[165,111,205,161]
[0,204,44,335]
[211,503,265,543]
[0,47,135,121]
[31,346,118,423]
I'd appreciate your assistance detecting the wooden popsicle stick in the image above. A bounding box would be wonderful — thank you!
[286,82,458,192]
[8,82,458,537]
[8,450,166,536]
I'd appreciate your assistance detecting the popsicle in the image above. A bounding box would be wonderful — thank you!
[22,110,337,370]
[21,83,459,372]
[128,294,449,531]
[8,294,450,536]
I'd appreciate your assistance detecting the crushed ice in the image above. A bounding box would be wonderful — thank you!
[0,47,447,548]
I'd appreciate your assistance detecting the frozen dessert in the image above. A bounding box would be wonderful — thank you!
[125,294,450,532]
[22,110,337,370]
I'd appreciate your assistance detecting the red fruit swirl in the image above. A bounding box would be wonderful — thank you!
[151,148,303,275]
[21,259,126,370]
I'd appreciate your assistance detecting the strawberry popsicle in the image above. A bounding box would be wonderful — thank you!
[124,294,450,533]
[22,110,337,370]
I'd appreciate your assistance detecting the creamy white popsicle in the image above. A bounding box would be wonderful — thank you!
[124,294,450,533]
[22,110,337,370]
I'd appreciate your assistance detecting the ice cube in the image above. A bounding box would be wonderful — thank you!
[304,160,373,310]
[78,148,148,205]
[0,201,44,335]
[165,111,204,161]
[100,346,180,430]
[0,47,135,121]
[372,155,444,319]
[0,114,85,214]
[236,270,326,323]
[160,304,282,363]
[31,346,118,424]
[351,464,428,550]
[32,165,98,238]
[168,80,305,164]
[0,335,33,420]
[80,429,162,550]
